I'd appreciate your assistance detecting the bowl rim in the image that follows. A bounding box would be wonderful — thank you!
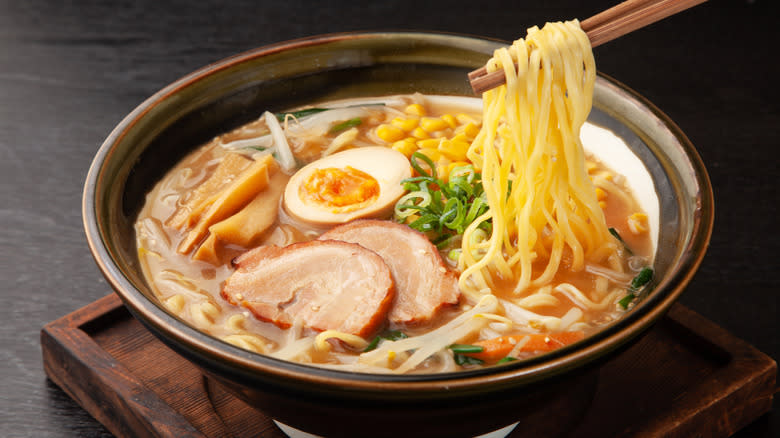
[83,30,714,394]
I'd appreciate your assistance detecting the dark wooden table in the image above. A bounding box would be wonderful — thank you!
[1,0,777,436]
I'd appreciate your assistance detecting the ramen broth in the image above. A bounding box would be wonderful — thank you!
[135,94,654,373]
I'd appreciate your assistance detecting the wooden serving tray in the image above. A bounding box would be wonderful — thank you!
[41,294,776,438]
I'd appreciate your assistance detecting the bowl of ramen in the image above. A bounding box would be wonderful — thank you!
[83,27,713,438]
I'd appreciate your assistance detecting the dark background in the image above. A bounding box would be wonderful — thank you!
[1,0,777,436]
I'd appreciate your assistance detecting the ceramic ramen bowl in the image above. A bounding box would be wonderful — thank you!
[83,32,713,438]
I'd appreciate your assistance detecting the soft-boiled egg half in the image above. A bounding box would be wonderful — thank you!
[283,147,412,227]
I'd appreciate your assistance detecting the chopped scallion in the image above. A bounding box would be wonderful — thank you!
[403,181,419,192]
[363,336,381,352]
[329,117,362,133]
[363,330,408,352]
[497,356,518,364]
[394,151,490,246]
[630,267,653,291]
[275,108,329,121]
[454,353,484,366]
[448,344,485,354]
[383,330,408,341]
[619,267,654,310]
[609,227,633,255]
[618,293,636,309]
[275,103,386,122]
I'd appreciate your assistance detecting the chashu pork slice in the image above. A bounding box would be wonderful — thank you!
[319,220,460,325]
[221,240,395,337]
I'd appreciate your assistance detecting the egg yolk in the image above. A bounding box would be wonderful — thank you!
[301,166,380,211]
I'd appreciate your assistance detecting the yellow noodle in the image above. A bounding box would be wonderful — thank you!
[190,300,221,330]
[553,283,618,310]
[460,20,616,296]
[225,313,247,331]
[222,334,270,354]
[314,330,370,352]
[517,293,561,309]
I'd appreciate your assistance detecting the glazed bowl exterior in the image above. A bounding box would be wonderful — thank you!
[83,32,713,437]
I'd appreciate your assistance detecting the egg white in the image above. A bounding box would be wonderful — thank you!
[282,147,412,227]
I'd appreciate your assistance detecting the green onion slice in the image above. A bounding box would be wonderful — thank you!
[409,151,437,180]
[395,154,490,247]
[329,117,362,133]
[454,353,484,366]
[275,103,386,122]
[394,191,432,219]
[409,214,440,232]
[448,344,485,354]
[609,227,634,255]
[618,267,654,310]
[363,330,408,352]
[618,293,636,309]
[630,267,653,291]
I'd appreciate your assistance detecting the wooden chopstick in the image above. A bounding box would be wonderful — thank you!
[585,0,708,47]
[579,0,660,33]
[469,0,708,94]
[467,0,656,83]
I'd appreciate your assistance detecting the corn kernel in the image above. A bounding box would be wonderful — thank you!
[417,147,442,162]
[392,138,417,157]
[595,188,607,201]
[627,212,648,234]
[391,117,418,132]
[420,117,449,133]
[599,201,607,210]
[438,139,469,161]
[405,103,426,117]
[416,138,442,150]
[436,163,450,182]
[451,133,470,144]
[441,114,457,129]
[463,122,481,139]
[411,127,430,140]
[376,124,405,142]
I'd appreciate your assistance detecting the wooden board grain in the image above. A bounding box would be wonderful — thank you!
[41,294,776,438]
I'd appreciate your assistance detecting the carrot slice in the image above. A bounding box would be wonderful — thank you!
[464,331,585,362]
